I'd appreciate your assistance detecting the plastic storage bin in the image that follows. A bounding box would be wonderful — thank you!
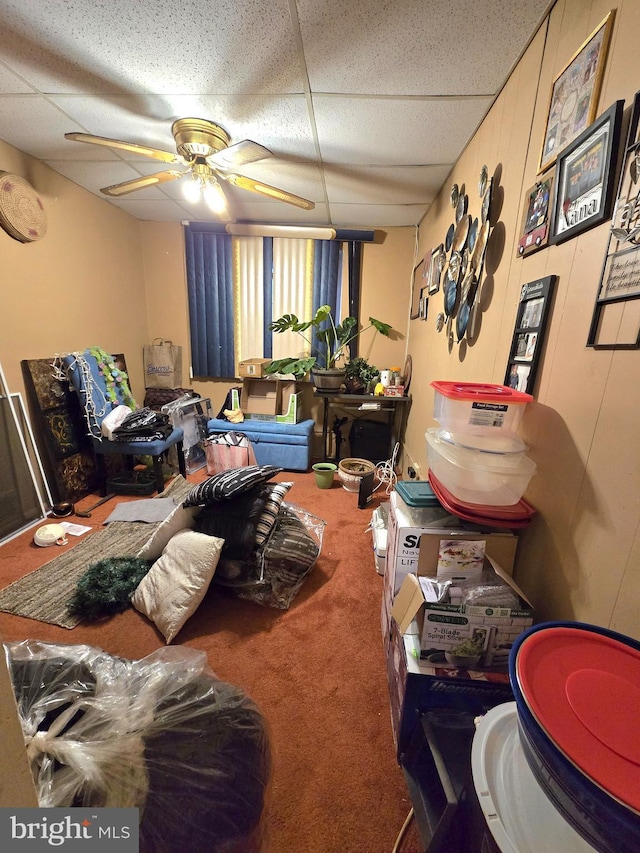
[431,381,532,437]
[426,428,537,506]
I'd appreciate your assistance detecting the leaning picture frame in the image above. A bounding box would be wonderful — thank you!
[550,99,624,246]
[428,244,445,295]
[539,10,615,174]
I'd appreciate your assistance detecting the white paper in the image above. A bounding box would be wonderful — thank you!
[59,521,92,536]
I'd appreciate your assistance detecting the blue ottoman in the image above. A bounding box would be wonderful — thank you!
[206,419,315,471]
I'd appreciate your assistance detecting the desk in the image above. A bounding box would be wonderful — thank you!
[315,391,410,462]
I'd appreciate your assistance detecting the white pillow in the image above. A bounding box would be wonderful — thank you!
[137,504,201,562]
[131,529,223,643]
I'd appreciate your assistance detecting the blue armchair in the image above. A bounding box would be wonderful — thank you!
[62,348,186,495]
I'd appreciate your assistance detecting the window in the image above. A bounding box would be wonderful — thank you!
[185,224,343,378]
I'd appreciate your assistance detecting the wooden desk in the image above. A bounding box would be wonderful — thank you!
[314,391,411,462]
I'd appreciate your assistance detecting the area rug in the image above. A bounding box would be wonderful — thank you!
[0,476,192,629]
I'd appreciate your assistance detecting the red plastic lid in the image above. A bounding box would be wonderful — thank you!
[429,470,536,522]
[431,380,533,404]
[516,626,640,812]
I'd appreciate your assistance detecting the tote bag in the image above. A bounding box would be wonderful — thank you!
[204,432,258,475]
[143,339,182,389]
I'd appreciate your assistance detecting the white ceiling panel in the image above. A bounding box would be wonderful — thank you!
[0,0,552,228]
[313,95,493,165]
[0,0,303,95]
[328,203,430,228]
[324,165,453,205]
[297,0,552,96]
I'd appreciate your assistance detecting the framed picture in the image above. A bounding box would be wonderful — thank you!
[550,99,624,245]
[410,257,425,320]
[588,91,640,348]
[419,286,429,320]
[517,168,555,257]
[428,244,445,295]
[539,11,615,174]
[504,276,556,395]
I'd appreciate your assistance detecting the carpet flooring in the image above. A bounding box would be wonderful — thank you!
[0,470,424,852]
[0,477,192,628]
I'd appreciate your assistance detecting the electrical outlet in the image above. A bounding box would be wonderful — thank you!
[413,463,422,480]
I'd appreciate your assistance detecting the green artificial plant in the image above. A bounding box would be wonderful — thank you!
[265,304,393,379]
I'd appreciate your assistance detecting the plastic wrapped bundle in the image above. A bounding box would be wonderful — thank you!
[6,640,271,853]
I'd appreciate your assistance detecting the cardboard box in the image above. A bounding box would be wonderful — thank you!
[385,490,518,594]
[391,556,534,666]
[238,358,272,378]
[241,378,303,423]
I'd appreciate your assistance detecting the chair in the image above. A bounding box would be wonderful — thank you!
[62,348,186,495]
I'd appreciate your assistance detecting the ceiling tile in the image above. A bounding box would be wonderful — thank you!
[327,203,429,228]
[0,0,302,95]
[324,164,452,204]
[297,0,551,96]
[105,198,193,221]
[312,95,492,165]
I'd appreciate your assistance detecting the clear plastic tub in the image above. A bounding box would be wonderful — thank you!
[431,381,532,437]
[426,428,537,506]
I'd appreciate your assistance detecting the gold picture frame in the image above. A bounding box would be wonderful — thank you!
[539,10,615,174]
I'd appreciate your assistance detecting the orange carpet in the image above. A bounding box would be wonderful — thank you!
[0,469,423,852]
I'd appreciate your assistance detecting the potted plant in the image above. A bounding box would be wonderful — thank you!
[343,356,380,394]
[264,305,393,390]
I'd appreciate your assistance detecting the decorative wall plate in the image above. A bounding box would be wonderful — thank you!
[479,164,489,197]
[445,223,455,252]
[448,250,463,284]
[471,220,490,271]
[450,183,459,208]
[468,216,479,252]
[0,172,47,242]
[444,278,459,318]
[452,214,470,253]
[481,178,493,223]
[455,193,468,223]
[456,300,471,341]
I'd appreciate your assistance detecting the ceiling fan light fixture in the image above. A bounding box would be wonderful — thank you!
[202,179,226,214]
[182,174,202,204]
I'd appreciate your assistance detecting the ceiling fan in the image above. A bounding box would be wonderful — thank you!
[65,117,315,218]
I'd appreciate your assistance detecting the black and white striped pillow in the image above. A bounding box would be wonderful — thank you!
[183,465,282,506]
[254,482,292,546]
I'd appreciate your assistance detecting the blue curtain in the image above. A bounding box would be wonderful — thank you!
[311,240,342,358]
[185,224,234,378]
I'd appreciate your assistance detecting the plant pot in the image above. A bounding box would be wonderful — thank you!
[312,462,337,489]
[343,377,365,394]
[311,367,346,391]
[337,458,376,492]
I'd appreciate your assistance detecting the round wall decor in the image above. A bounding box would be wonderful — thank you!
[0,171,47,242]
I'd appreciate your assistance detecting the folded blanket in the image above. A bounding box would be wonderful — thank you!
[103,498,178,525]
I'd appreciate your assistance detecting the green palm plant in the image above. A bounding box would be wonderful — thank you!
[264,305,393,379]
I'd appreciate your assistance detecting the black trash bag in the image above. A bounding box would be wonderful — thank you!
[5,641,271,853]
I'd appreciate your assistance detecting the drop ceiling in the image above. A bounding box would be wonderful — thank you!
[0,0,553,229]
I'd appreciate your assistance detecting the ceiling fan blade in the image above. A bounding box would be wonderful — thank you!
[65,132,181,164]
[208,139,273,169]
[100,170,185,197]
[223,173,315,210]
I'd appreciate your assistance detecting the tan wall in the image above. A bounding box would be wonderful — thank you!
[407,0,640,637]
[140,223,413,431]
[0,140,149,403]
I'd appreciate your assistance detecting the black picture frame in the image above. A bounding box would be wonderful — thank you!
[410,257,425,320]
[550,99,624,245]
[588,90,640,348]
[504,276,556,395]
